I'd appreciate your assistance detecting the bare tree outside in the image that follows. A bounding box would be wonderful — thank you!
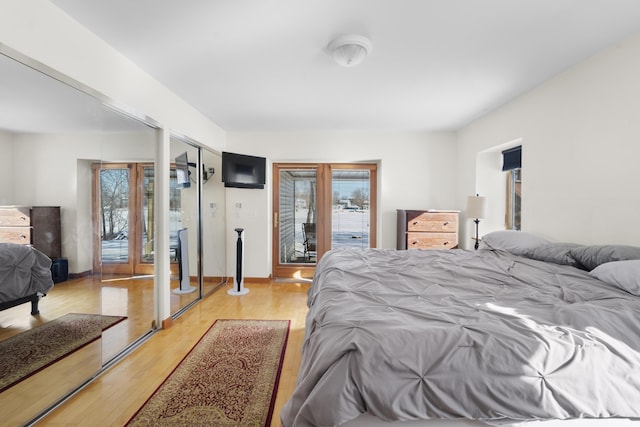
[351,187,368,210]
[306,181,316,223]
[100,169,130,240]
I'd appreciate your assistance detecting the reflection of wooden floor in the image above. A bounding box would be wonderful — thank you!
[39,280,311,427]
[0,274,224,426]
[0,275,221,356]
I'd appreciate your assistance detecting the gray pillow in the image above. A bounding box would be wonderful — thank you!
[590,260,640,296]
[480,230,550,256]
[526,243,585,268]
[569,245,640,271]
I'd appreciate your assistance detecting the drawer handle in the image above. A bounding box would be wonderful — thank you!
[443,221,449,226]
[412,221,419,225]
[411,241,418,245]
[443,241,449,245]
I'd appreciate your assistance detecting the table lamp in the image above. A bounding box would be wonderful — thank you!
[467,194,488,250]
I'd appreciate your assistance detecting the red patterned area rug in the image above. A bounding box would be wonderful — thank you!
[127,319,290,427]
[0,313,126,393]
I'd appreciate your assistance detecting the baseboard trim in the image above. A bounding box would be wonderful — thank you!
[161,316,173,329]
[68,270,92,279]
[243,277,272,283]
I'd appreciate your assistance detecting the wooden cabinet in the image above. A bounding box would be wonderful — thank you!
[397,209,459,250]
[0,206,32,245]
[0,206,61,259]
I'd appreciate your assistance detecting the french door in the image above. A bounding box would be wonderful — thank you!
[272,163,377,278]
[92,163,180,276]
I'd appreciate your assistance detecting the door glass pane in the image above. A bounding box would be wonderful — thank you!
[332,169,370,249]
[279,169,317,264]
[100,168,130,263]
[141,166,155,262]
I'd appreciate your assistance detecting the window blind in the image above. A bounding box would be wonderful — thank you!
[502,145,522,171]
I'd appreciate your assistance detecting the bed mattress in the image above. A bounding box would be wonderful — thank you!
[281,248,640,426]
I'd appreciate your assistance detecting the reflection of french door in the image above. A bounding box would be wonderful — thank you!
[272,163,377,278]
[92,163,179,276]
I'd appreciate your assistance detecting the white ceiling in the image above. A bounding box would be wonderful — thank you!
[44,0,640,132]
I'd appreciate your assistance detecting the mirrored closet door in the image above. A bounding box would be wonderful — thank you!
[0,49,157,425]
[168,138,228,316]
[201,148,227,296]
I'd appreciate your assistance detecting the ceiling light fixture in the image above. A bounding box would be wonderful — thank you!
[328,34,372,67]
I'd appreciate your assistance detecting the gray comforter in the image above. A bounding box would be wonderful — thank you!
[281,248,640,426]
[0,242,54,303]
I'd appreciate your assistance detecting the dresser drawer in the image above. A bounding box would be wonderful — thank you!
[0,226,32,245]
[407,232,458,249]
[0,207,31,226]
[397,209,460,250]
[406,212,457,233]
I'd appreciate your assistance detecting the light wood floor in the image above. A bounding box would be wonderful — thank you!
[37,280,310,427]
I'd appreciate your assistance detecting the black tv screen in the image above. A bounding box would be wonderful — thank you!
[222,151,266,189]
[175,151,191,189]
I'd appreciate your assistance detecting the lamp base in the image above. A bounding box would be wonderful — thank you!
[474,219,480,250]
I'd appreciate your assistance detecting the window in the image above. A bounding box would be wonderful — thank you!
[502,146,522,230]
[506,168,521,230]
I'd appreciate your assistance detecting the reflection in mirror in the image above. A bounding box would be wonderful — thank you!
[0,50,156,424]
[202,149,227,296]
[169,137,200,315]
[95,121,158,362]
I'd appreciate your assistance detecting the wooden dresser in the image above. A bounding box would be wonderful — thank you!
[396,209,459,250]
[0,206,62,259]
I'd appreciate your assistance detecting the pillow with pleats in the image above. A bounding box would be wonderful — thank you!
[569,244,640,271]
[525,242,585,268]
[479,230,550,256]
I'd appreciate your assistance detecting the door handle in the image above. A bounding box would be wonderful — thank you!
[274,212,278,228]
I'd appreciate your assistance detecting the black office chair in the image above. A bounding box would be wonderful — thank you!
[302,223,317,262]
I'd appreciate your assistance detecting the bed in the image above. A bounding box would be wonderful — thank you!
[280,231,640,427]
[0,242,54,315]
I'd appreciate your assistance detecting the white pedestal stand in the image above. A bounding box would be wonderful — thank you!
[228,227,249,296]
[174,228,196,294]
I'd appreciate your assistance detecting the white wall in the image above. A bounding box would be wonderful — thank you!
[457,31,640,246]
[226,131,459,278]
[0,131,14,203]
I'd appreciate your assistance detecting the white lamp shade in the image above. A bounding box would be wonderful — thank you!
[467,195,488,219]
[328,35,372,67]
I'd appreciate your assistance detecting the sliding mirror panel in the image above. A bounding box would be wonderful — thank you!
[96,116,158,363]
[202,149,227,295]
[0,50,104,425]
[0,49,159,424]
[169,136,201,315]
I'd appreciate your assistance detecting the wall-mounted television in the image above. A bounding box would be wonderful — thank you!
[222,151,266,189]
[175,151,191,189]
